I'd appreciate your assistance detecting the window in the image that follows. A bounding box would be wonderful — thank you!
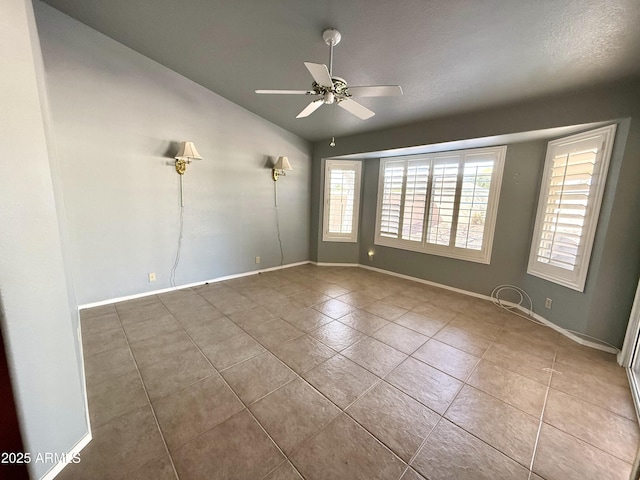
[527,125,616,291]
[323,160,362,242]
[375,146,506,263]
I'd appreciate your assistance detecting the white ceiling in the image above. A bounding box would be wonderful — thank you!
[40,0,640,142]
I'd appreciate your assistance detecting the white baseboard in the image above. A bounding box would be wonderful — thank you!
[78,261,310,309]
[311,261,360,267]
[40,431,92,480]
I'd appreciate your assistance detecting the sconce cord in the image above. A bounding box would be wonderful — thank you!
[275,203,284,266]
[169,205,185,287]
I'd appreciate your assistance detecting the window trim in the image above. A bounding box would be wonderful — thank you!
[527,124,617,291]
[322,159,362,243]
[374,146,506,264]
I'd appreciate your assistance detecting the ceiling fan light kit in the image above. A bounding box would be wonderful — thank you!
[255,28,403,126]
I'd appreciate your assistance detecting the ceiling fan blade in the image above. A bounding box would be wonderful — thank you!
[304,62,333,88]
[338,98,375,120]
[347,85,403,97]
[255,89,314,95]
[296,99,324,118]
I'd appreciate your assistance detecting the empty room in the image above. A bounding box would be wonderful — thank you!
[3,0,640,479]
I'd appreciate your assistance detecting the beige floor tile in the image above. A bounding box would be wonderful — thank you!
[336,310,389,335]
[172,303,222,325]
[386,357,462,414]
[271,334,336,374]
[445,385,539,467]
[533,423,632,480]
[75,267,637,480]
[555,343,628,387]
[121,314,181,343]
[152,374,244,450]
[84,345,138,389]
[61,406,166,480]
[88,370,148,429]
[395,311,448,337]
[308,320,366,351]
[200,331,265,371]
[262,298,307,318]
[173,410,285,480]
[312,298,358,319]
[117,301,171,325]
[384,294,425,310]
[250,378,341,455]
[347,381,439,462]
[172,303,224,328]
[482,342,553,385]
[263,461,303,480]
[412,339,479,380]
[129,330,197,368]
[246,318,304,349]
[372,322,429,354]
[447,315,502,340]
[467,360,547,417]
[336,291,378,308]
[543,388,639,463]
[210,294,258,315]
[341,337,408,377]
[229,305,277,331]
[411,419,529,480]
[221,352,297,404]
[364,301,408,321]
[124,454,176,480]
[82,327,128,357]
[399,468,427,480]
[433,324,493,357]
[184,315,243,347]
[291,414,406,480]
[80,311,121,336]
[312,283,351,298]
[494,330,557,362]
[303,354,379,409]
[138,349,215,400]
[411,302,457,323]
[282,307,333,332]
[158,290,211,314]
[80,304,116,320]
[550,362,636,420]
[288,289,331,307]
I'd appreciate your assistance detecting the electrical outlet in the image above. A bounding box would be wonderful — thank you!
[545,297,552,309]
[149,272,156,282]
[255,256,261,264]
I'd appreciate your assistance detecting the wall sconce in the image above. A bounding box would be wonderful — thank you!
[368,250,374,261]
[272,156,293,181]
[174,141,202,207]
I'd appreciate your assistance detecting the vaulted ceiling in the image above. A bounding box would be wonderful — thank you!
[40,0,640,142]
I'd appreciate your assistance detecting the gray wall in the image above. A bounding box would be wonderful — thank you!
[0,0,89,478]
[311,80,640,347]
[34,2,312,305]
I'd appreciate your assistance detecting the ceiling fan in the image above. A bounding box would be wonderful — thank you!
[255,28,403,120]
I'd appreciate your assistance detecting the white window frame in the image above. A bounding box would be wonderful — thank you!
[527,124,617,291]
[322,159,362,243]
[374,146,506,264]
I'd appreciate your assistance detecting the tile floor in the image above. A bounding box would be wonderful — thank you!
[59,265,639,480]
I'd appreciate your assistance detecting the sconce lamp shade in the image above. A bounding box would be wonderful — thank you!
[175,141,202,160]
[274,156,293,171]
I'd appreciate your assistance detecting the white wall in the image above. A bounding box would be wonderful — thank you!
[0,0,89,478]
[33,1,312,305]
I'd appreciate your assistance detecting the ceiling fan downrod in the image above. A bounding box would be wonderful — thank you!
[322,28,341,77]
